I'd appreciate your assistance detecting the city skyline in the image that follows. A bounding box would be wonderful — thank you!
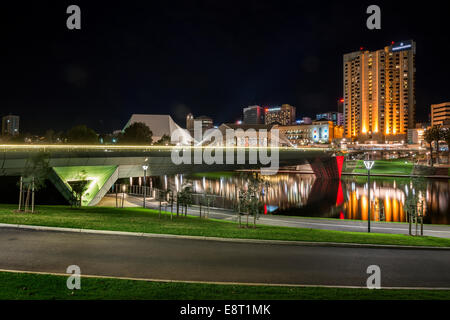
[1,2,450,135]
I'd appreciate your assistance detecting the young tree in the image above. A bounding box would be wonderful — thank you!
[177,184,193,216]
[66,125,98,144]
[19,152,51,213]
[237,172,264,228]
[68,170,90,207]
[120,122,153,145]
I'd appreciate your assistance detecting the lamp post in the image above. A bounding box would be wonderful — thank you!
[142,165,148,208]
[363,159,375,233]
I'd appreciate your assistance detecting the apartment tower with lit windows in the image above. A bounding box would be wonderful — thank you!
[343,40,416,142]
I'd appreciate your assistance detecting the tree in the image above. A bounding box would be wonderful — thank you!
[423,128,435,166]
[66,125,98,144]
[177,184,193,216]
[155,134,171,146]
[432,126,443,164]
[237,172,264,228]
[68,170,89,207]
[443,128,450,163]
[18,152,51,213]
[120,122,153,145]
[44,129,55,143]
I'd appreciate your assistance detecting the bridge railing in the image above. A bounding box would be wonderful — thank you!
[109,184,152,198]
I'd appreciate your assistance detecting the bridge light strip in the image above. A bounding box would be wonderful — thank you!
[0,144,333,152]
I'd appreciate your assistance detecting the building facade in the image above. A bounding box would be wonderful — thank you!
[343,40,416,142]
[431,102,450,126]
[124,114,192,144]
[204,123,290,147]
[186,113,214,137]
[243,105,265,124]
[264,104,296,125]
[316,111,344,126]
[276,121,344,145]
[2,115,20,136]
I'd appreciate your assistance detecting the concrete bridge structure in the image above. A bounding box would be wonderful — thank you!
[0,145,343,206]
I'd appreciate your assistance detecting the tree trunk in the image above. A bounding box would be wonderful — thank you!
[25,185,30,212]
[429,145,434,167]
[18,176,23,212]
[31,177,35,213]
[435,141,440,164]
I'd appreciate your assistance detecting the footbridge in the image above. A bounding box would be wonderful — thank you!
[0,145,344,206]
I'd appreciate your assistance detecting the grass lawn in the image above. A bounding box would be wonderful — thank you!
[1,271,449,300]
[352,160,414,175]
[0,204,450,247]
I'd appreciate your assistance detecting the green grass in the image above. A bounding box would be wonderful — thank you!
[1,271,449,300]
[352,160,414,175]
[187,171,236,179]
[0,204,450,247]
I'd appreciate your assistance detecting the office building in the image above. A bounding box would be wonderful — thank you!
[316,111,344,126]
[2,115,20,136]
[337,98,344,113]
[431,102,450,126]
[186,113,214,137]
[343,40,416,142]
[264,104,296,125]
[243,105,265,124]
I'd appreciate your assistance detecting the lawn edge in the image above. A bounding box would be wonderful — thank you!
[1,222,449,250]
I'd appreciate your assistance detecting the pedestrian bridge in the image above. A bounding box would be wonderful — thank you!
[0,145,343,206]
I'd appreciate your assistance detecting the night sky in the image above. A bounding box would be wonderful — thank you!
[1,1,450,134]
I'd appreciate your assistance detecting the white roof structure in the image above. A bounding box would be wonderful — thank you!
[123,114,192,145]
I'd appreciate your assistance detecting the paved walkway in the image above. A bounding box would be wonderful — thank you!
[100,194,450,239]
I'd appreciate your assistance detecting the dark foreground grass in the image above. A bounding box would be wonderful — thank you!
[0,204,450,247]
[1,271,449,300]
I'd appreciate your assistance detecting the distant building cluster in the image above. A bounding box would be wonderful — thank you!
[431,102,450,127]
[1,115,20,136]
[8,39,449,149]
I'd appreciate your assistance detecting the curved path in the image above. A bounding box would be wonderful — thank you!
[1,228,449,289]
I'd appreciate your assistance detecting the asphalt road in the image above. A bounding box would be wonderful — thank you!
[1,228,450,289]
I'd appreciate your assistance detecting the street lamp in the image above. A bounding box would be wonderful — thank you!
[142,165,148,208]
[363,159,375,233]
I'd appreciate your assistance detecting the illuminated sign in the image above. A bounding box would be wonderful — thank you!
[391,41,412,52]
[268,107,281,112]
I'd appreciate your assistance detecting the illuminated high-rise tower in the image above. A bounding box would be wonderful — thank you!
[343,40,416,141]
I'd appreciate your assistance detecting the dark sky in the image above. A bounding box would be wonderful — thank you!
[1,0,450,134]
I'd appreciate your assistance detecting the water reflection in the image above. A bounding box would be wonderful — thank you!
[161,173,450,225]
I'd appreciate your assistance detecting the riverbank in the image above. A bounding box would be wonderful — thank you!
[343,160,450,178]
[1,204,450,247]
[1,270,449,300]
